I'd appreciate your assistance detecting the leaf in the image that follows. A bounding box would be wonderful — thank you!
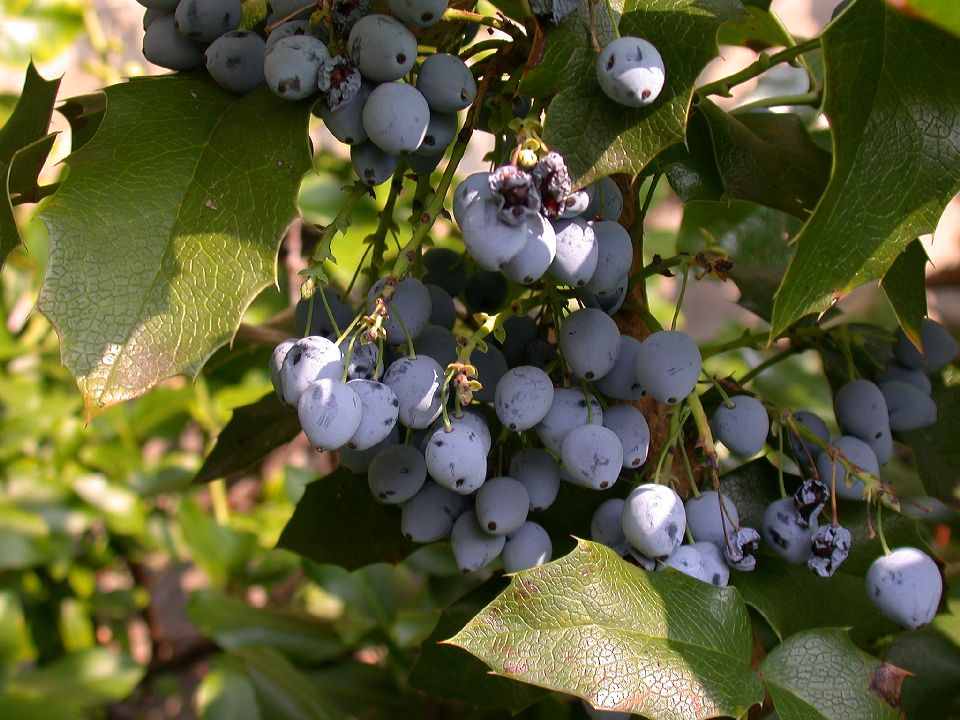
[660,107,726,203]
[880,239,929,348]
[698,101,831,219]
[447,539,763,719]
[883,600,960,720]
[195,393,302,484]
[197,658,263,720]
[760,628,904,720]
[56,92,106,153]
[409,579,547,712]
[770,0,960,336]
[520,0,746,186]
[716,3,794,48]
[38,75,312,415]
[0,62,60,267]
[276,467,418,570]
[901,377,960,503]
[888,0,960,39]
[0,0,84,67]
[678,199,801,321]
[187,589,345,663]
[8,134,57,202]
[233,647,338,720]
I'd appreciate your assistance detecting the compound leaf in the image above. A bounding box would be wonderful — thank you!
[521,0,745,187]
[771,0,960,336]
[38,74,312,415]
[448,539,763,720]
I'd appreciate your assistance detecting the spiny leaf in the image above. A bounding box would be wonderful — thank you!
[448,539,763,720]
[520,0,746,187]
[38,74,312,415]
[760,628,904,720]
[0,62,61,267]
[881,239,929,348]
[770,0,960,336]
[887,0,960,39]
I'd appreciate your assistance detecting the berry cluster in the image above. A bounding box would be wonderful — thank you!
[137,0,476,184]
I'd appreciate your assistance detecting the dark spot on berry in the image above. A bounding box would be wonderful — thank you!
[456,478,465,487]
[600,481,609,488]
[421,11,433,20]
[875,430,882,439]
[347,442,357,449]
[585,371,595,379]
[488,521,497,531]
[606,55,615,70]
[641,89,651,100]
[396,52,406,64]
[405,533,413,540]
[460,89,469,100]
[424,134,435,145]
[291,351,302,365]
[226,55,241,68]
[667,396,677,404]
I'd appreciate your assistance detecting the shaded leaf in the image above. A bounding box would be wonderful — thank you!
[56,92,106,153]
[8,133,57,202]
[717,3,794,48]
[277,467,418,570]
[883,599,960,720]
[520,0,745,186]
[197,658,263,720]
[771,0,960,335]
[678,199,800,321]
[0,62,60,267]
[888,0,960,39]
[38,75,312,414]
[880,239,929,348]
[661,109,725,203]
[234,647,338,720]
[448,540,763,719]
[409,579,547,712]
[187,589,344,663]
[760,628,902,720]
[195,393,302,484]
[901,377,960,503]
[698,101,831,218]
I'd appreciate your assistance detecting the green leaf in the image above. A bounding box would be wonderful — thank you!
[276,467,418,570]
[38,74,312,414]
[448,539,763,719]
[1,647,143,708]
[56,92,106,153]
[883,599,960,720]
[760,628,904,720]
[409,579,547,712]
[0,61,60,267]
[8,133,56,202]
[197,657,263,720]
[880,239,929,348]
[716,3,794,48]
[520,0,745,186]
[661,108,725,203]
[187,589,344,663]
[195,393,302,484]
[678,199,801,321]
[887,0,960,39]
[0,0,84,67]
[770,0,960,336]
[901,376,960,502]
[698,101,831,219]
[233,647,338,720]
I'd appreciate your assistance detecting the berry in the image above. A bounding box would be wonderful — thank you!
[561,424,623,490]
[488,166,541,227]
[880,380,938,432]
[596,36,666,107]
[583,220,633,294]
[634,330,702,405]
[685,491,739,546]
[621,484,685,558]
[510,449,561,512]
[594,335,645,401]
[205,31,266,95]
[495,366,555,431]
[807,524,851,578]
[475,477,530,536]
[366,277,432,344]
[279,336,344,408]
[416,53,477,112]
[348,14,417,83]
[559,308,621,381]
[815,436,879,501]
[317,56,362,110]
[591,498,630,555]
[788,410,829,465]
[362,83,431,155]
[502,521,553,572]
[321,82,373,145]
[382,355,444,429]
[501,214,557,284]
[866,547,942,629]
[425,423,489,494]
[174,0,240,41]
[368,443,426,504]
[142,15,205,71]
[834,379,889,442]
[711,395,769,458]
[723,526,761,572]
[602,404,650,469]
[401,481,469,542]
[893,319,957,372]
[297,378,362,450]
[530,152,572,219]
[664,545,711,583]
[693,541,730,586]
[550,218,598,287]
[345,380,399,450]
[792,477,829,528]
[536,387,603,455]
[388,0,448,27]
[762,497,818,565]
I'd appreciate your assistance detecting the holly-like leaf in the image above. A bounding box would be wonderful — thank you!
[447,539,763,720]
[698,101,831,219]
[716,2,793,48]
[678,199,800,321]
[0,62,61,267]
[770,0,960,336]
[880,239,929,348]
[760,628,904,720]
[888,0,960,39]
[194,393,302,484]
[56,92,106,153]
[38,75,312,415]
[520,0,746,187]
[276,467,418,570]
[408,579,547,712]
[901,376,960,503]
[233,647,338,720]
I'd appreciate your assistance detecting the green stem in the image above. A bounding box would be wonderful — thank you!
[637,173,662,225]
[700,329,770,358]
[738,349,796,385]
[703,371,735,407]
[366,169,405,284]
[303,293,316,338]
[686,390,720,482]
[696,37,821,98]
[876,501,891,555]
[777,423,787,498]
[629,253,686,285]
[393,306,416,358]
[318,286,342,338]
[732,91,821,114]
[442,7,521,36]
[671,261,690,331]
